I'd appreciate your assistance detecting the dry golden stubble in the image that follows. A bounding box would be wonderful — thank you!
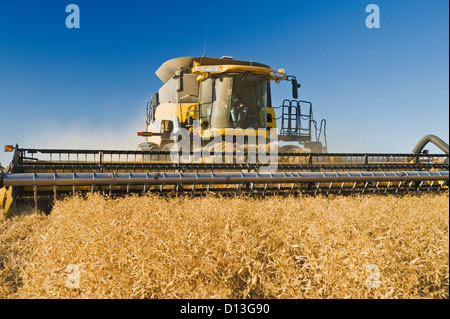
[0,193,448,299]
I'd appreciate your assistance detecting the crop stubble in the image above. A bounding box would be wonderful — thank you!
[0,193,448,298]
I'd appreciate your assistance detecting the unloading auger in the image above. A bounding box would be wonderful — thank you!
[1,56,448,217]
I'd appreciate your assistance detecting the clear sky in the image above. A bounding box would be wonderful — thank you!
[0,0,448,166]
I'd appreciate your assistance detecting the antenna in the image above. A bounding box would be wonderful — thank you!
[202,28,208,57]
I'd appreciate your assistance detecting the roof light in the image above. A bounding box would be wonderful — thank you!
[193,66,222,72]
[4,145,13,152]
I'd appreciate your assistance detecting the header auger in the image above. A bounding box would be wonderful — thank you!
[1,56,449,217]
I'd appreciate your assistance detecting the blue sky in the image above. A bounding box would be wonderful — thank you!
[0,0,448,166]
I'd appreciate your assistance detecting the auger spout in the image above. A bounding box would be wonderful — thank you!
[412,135,449,155]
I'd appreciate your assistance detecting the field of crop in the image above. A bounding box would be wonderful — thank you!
[0,193,448,299]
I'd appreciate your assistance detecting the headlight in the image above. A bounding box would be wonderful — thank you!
[193,66,222,72]
[271,70,286,78]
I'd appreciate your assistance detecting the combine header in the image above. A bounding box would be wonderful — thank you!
[1,56,449,217]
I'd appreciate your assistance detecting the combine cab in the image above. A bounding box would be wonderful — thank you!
[138,56,327,153]
[0,56,449,217]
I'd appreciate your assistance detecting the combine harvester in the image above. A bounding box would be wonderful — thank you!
[1,56,448,217]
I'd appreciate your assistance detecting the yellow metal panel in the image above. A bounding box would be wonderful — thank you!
[154,102,176,122]
[2,187,14,217]
[176,103,199,123]
[192,64,287,82]
[153,102,199,125]
[0,187,6,210]
[201,128,271,138]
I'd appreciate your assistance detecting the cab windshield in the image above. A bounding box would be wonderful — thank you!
[199,73,267,129]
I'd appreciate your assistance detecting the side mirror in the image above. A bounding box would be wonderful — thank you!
[151,92,159,107]
[146,93,159,125]
[292,79,299,99]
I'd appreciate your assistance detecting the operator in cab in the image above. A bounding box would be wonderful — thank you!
[222,86,248,128]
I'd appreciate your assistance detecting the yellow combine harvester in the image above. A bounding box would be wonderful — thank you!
[0,56,448,217]
[137,56,326,153]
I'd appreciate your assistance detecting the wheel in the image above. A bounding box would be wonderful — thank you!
[278,145,306,153]
[137,142,160,162]
[278,145,307,164]
[160,143,174,151]
[305,142,325,153]
[160,143,175,162]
